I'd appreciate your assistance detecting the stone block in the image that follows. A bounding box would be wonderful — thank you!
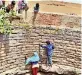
[7,59,16,63]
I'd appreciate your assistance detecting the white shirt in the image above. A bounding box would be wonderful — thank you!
[32,63,39,68]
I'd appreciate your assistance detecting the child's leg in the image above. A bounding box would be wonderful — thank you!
[48,55,52,66]
[18,9,20,13]
[25,10,27,20]
[32,12,38,25]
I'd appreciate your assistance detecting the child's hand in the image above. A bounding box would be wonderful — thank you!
[25,56,27,60]
[39,44,42,47]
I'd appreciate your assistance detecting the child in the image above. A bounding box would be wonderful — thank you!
[6,1,16,13]
[34,3,39,14]
[0,0,5,9]
[2,0,5,7]
[33,3,40,24]
[25,52,40,75]
[40,41,54,67]
[18,0,29,20]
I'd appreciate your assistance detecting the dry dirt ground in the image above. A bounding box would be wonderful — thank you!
[28,1,81,16]
[5,1,81,16]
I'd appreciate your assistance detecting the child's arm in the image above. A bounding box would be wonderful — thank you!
[25,58,31,65]
[40,44,47,49]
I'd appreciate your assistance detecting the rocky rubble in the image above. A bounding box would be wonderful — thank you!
[0,66,30,75]
[0,64,81,75]
[39,64,81,75]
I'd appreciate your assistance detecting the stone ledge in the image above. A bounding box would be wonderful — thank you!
[0,66,30,75]
[39,64,81,75]
[0,64,81,75]
[0,64,80,75]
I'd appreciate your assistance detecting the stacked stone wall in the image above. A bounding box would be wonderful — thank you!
[0,13,81,74]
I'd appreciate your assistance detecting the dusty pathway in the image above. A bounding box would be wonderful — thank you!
[28,1,81,16]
